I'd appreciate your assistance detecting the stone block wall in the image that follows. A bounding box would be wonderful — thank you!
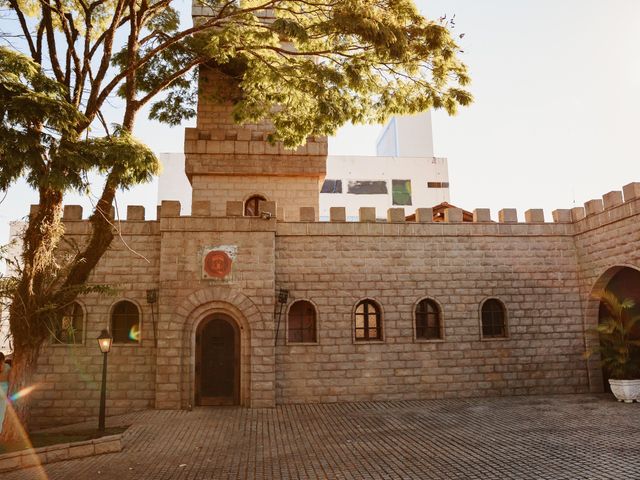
[155,210,278,409]
[184,67,327,220]
[190,175,322,221]
[571,185,640,389]
[574,186,640,285]
[274,220,588,404]
[30,209,160,429]
[25,181,640,427]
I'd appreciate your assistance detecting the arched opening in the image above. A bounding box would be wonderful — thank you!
[414,298,442,340]
[111,300,140,344]
[480,298,507,338]
[195,314,240,406]
[596,267,640,387]
[354,299,382,341]
[288,300,317,343]
[244,194,266,217]
[52,301,84,344]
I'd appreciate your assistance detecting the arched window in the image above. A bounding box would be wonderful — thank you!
[288,300,317,343]
[354,299,382,341]
[481,299,507,338]
[52,302,84,344]
[111,300,140,344]
[244,195,266,217]
[415,299,442,339]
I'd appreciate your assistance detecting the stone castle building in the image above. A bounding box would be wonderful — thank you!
[26,67,640,429]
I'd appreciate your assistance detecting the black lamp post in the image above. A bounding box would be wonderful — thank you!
[97,329,112,431]
[274,289,289,346]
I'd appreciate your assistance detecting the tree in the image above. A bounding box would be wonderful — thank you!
[586,291,640,381]
[0,0,471,440]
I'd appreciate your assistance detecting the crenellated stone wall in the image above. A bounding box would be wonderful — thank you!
[29,205,160,429]
[272,209,583,403]
[24,180,640,428]
[571,183,640,390]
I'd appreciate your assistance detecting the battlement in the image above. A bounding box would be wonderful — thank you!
[184,67,327,182]
[185,128,327,158]
[184,127,327,179]
[48,181,640,235]
[30,204,154,222]
[275,181,640,226]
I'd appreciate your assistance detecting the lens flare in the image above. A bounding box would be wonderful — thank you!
[0,385,49,480]
[129,324,140,342]
[8,384,37,402]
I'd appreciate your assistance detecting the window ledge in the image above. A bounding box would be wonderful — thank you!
[414,338,445,343]
[353,339,385,344]
[480,336,510,341]
[284,342,320,346]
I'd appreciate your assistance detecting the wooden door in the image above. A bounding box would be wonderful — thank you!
[196,316,239,406]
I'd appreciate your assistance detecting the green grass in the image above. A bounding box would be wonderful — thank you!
[0,426,128,454]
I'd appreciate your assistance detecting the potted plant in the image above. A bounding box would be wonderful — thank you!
[587,291,640,403]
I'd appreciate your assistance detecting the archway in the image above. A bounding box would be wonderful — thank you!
[195,314,240,406]
[173,288,266,409]
[595,267,640,388]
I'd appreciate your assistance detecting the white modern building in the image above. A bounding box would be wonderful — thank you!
[0,221,23,353]
[376,111,435,157]
[157,113,451,220]
[319,155,449,220]
[319,112,449,219]
[157,152,192,215]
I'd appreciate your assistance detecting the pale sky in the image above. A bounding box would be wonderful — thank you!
[2,0,640,244]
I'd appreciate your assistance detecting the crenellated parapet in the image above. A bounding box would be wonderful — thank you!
[157,200,276,233]
[47,181,640,236]
[184,127,327,179]
[568,182,640,234]
[33,204,161,236]
[271,181,640,229]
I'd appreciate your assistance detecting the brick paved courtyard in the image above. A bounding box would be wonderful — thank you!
[5,394,640,480]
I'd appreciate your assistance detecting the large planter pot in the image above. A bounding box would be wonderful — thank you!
[609,379,640,403]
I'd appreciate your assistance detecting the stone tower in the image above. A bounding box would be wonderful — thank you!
[183,67,327,221]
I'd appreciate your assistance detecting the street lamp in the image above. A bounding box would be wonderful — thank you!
[97,329,112,431]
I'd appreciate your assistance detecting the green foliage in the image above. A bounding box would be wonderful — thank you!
[0,235,117,344]
[240,0,470,146]
[0,48,159,195]
[0,48,87,191]
[110,0,472,147]
[586,291,640,380]
[149,88,198,126]
[5,1,473,151]
[84,131,160,189]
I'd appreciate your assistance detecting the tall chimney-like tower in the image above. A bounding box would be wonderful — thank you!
[184,3,327,221]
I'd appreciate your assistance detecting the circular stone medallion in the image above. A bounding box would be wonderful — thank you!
[203,250,232,278]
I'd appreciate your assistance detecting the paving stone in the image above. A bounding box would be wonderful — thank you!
[3,394,640,479]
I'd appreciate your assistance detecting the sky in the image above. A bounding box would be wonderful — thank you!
[2,0,640,244]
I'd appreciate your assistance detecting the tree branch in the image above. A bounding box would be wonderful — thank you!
[7,0,37,60]
[41,1,66,83]
[82,0,127,127]
[137,58,202,108]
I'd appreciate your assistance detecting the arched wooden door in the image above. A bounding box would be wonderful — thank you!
[195,315,240,406]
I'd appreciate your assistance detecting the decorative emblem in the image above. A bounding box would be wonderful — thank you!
[202,245,237,280]
[204,251,232,278]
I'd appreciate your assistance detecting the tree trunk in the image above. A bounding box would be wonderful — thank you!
[1,187,62,442]
[0,344,41,441]
[56,177,117,298]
